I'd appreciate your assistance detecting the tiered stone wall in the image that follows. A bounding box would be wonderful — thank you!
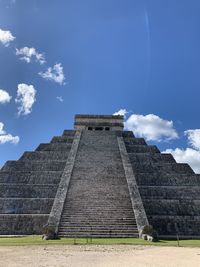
[123,132,200,238]
[0,130,76,234]
[0,120,200,238]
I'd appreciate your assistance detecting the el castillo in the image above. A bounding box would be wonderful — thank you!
[0,114,199,240]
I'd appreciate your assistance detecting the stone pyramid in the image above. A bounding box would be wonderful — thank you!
[0,115,200,238]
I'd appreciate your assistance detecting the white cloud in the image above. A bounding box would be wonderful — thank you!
[125,113,178,141]
[15,83,36,116]
[0,134,19,144]
[0,89,12,104]
[0,122,19,145]
[0,123,5,135]
[113,109,128,117]
[39,63,65,85]
[163,148,200,174]
[184,129,200,151]
[0,29,15,47]
[16,47,45,64]
[56,96,64,102]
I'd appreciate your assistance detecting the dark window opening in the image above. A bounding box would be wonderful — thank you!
[95,127,103,131]
[105,127,110,131]
[88,127,93,130]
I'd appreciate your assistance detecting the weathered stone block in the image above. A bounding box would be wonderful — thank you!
[0,171,62,184]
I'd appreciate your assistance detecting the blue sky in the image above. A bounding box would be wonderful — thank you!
[0,0,200,172]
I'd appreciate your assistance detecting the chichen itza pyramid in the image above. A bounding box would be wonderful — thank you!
[0,114,200,239]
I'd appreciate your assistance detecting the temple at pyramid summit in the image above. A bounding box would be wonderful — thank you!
[0,114,200,239]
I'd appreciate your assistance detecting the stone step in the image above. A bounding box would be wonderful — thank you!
[62,130,76,136]
[64,200,133,204]
[58,226,138,232]
[0,198,53,214]
[78,130,119,137]
[0,184,57,198]
[143,199,200,216]
[59,220,137,224]
[59,221,137,230]
[0,171,62,184]
[62,210,134,215]
[64,199,133,204]
[122,131,135,138]
[135,173,200,186]
[60,225,136,231]
[62,215,135,220]
[0,214,49,235]
[75,151,122,159]
[61,207,135,212]
[63,205,134,210]
[78,142,120,148]
[74,159,123,167]
[62,203,134,207]
[125,145,160,154]
[123,137,146,145]
[63,203,134,209]
[68,166,125,176]
[60,221,136,226]
[61,220,136,225]
[61,213,136,219]
[65,197,132,201]
[36,143,72,151]
[148,215,200,236]
[20,151,70,161]
[51,136,74,143]
[2,160,66,172]
[139,186,200,199]
[60,216,136,220]
[76,146,119,153]
[128,153,176,163]
[67,177,129,183]
[58,228,138,233]
[58,232,139,237]
[65,192,132,198]
[131,162,194,174]
[60,212,136,218]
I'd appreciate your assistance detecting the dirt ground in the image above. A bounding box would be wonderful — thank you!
[0,245,200,267]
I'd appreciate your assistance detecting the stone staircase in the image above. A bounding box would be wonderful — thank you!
[123,132,200,237]
[0,130,75,235]
[58,131,138,237]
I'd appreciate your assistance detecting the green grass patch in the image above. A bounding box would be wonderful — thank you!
[0,236,200,247]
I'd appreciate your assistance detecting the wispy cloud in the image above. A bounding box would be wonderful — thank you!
[39,63,65,85]
[15,83,36,116]
[16,47,45,64]
[0,89,12,104]
[0,29,15,47]
[56,96,64,102]
[184,129,200,151]
[0,122,19,144]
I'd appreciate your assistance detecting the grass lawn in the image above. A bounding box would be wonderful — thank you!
[0,236,200,247]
